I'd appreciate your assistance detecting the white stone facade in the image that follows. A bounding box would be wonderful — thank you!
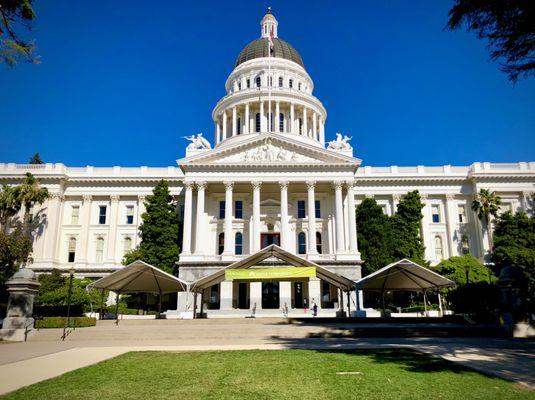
[1,12,534,315]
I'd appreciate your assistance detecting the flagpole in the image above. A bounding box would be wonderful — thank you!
[268,30,271,133]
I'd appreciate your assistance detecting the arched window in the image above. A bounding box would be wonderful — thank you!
[434,236,443,260]
[123,236,132,253]
[237,117,241,135]
[461,235,470,255]
[316,232,322,254]
[68,237,76,263]
[255,76,261,88]
[298,232,306,255]
[255,113,261,132]
[298,118,303,134]
[235,232,243,255]
[279,113,284,132]
[278,76,283,87]
[218,233,225,255]
[96,237,104,263]
[289,78,293,89]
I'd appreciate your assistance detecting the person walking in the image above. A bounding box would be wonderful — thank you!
[312,301,318,317]
[303,298,308,315]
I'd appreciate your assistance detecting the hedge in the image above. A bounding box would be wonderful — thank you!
[35,317,97,329]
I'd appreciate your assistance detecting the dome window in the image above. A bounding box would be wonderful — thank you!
[278,77,283,87]
[289,79,293,89]
[255,76,261,88]
[255,113,261,132]
[246,79,250,88]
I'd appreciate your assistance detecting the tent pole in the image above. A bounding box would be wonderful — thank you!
[423,291,427,316]
[346,290,351,316]
[200,289,205,318]
[99,289,104,321]
[158,290,162,314]
[438,292,444,317]
[382,290,386,314]
[115,291,120,325]
[339,288,344,316]
[193,291,197,319]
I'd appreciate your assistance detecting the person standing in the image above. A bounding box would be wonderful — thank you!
[303,298,308,314]
[312,301,318,317]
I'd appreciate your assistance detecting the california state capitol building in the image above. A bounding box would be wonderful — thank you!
[2,11,534,317]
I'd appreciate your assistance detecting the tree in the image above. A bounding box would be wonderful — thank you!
[29,153,44,164]
[447,0,535,83]
[0,185,21,233]
[492,211,535,311]
[123,180,180,274]
[17,172,48,226]
[0,228,32,289]
[390,191,426,265]
[355,198,393,275]
[471,189,501,252]
[434,254,495,285]
[0,0,39,66]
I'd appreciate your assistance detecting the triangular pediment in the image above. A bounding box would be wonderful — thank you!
[178,133,361,167]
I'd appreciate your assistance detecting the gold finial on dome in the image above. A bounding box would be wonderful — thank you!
[267,6,272,14]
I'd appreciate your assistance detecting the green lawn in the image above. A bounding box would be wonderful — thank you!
[2,349,533,400]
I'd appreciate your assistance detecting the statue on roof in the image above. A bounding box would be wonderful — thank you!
[183,133,211,151]
[327,132,353,151]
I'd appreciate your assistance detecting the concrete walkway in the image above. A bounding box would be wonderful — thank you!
[0,319,533,395]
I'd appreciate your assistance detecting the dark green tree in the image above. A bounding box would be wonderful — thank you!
[355,198,393,275]
[447,0,535,83]
[390,191,426,265]
[492,211,535,310]
[123,180,180,274]
[434,254,495,286]
[0,0,39,66]
[29,153,44,164]
[0,228,32,289]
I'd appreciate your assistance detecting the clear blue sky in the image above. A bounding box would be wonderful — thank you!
[1,0,533,167]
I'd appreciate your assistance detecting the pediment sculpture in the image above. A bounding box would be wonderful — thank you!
[215,139,316,163]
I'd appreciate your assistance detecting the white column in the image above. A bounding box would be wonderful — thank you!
[232,106,237,137]
[319,116,325,144]
[43,193,64,263]
[223,181,234,257]
[392,194,400,215]
[306,181,318,255]
[420,194,431,260]
[252,181,262,252]
[346,181,359,254]
[303,107,308,137]
[333,181,345,254]
[220,281,233,310]
[445,194,457,257]
[290,103,295,134]
[279,181,290,251]
[222,112,227,140]
[280,281,291,311]
[250,282,262,310]
[309,278,321,310]
[194,181,206,255]
[106,195,120,262]
[312,112,317,140]
[215,120,220,144]
[78,194,92,263]
[260,101,266,132]
[180,183,193,255]
[275,101,280,133]
[245,102,250,134]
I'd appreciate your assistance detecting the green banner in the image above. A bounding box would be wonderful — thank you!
[225,267,316,281]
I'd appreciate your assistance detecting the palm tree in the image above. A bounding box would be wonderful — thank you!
[472,189,501,253]
[0,185,22,233]
[17,173,49,229]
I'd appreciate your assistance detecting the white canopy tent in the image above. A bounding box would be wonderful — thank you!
[87,260,188,322]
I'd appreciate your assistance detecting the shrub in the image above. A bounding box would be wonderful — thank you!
[447,282,501,322]
[35,317,96,329]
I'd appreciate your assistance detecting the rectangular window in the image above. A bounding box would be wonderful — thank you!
[235,200,243,219]
[71,205,79,225]
[315,200,321,218]
[431,205,440,223]
[297,200,306,219]
[99,206,107,224]
[219,201,225,219]
[458,205,466,223]
[126,206,134,224]
[246,79,250,88]
[278,76,283,87]
[298,82,302,90]
[289,79,293,88]
[268,76,272,87]
[68,238,76,263]
[237,81,241,90]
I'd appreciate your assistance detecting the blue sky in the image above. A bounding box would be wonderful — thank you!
[0,0,533,167]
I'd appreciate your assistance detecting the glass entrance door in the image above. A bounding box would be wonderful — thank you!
[262,281,280,309]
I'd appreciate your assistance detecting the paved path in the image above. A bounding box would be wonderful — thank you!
[0,319,533,395]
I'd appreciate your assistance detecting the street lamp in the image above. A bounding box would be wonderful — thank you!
[463,265,470,284]
[61,266,75,341]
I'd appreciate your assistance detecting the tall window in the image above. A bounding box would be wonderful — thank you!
[315,200,321,218]
[237,117,241,135]
[235,200,243,219]
[99,205,107,224]
[68,237,76,263]
[298,118,303,134]
[246,79,250,88]
[268,76,272,87]
[269,112,274,131]
[434,236,443,260]
[298,82,302,90]
[316,232,322,254]
[123,236,132,253]
[237,81,241,91]
[298,232,306,254]
[235,232,243,255]
[219,201,225,219]
[278,76,283,87]
[255,113,261,132]
[126,206,134,224]
[458,205,466,223]
[218,233,225,255]
[255,76,261,88]
[96,237,104,263]
[297,200,306,219]
[431,205,440,223]
[279,113,284,132]
[71,205,79,225]
[461,235,470,255]
[289,79,293,88]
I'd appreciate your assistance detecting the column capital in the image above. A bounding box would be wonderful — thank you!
[392,194,401,201]
[278,181,289,190]
[183,181,195,190]
[522,190,532,198]
[196,181,207,190]
[251,181,262,190]
[110,194,120,202]
[306,180,316,190]
[82,194,92,202]
[224,181,234,190]
[344,180,355,189]
[420,193,428,201]
[445,194,455,201]
[365,194,375,199]
[49,192,65,201]
[332,180,343,190]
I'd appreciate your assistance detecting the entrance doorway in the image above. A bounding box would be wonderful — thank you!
[262,281,279,309]
[261,233,280,249]
[237,282,249,309]
[293,282,304,308]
